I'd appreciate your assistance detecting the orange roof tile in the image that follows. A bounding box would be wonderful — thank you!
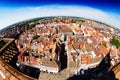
[94,48,100,56]
[111,49,117,56]
[118,48,120,55]
[80,43,84,49]
[81,54,91,64]
[100,45,109,56]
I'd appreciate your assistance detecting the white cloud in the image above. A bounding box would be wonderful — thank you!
[0,5,120,30]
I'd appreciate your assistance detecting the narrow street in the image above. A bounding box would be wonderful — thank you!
[60,43,67,70]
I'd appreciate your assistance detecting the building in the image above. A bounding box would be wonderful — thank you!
[0,38,37,80]
[0,38,19,68]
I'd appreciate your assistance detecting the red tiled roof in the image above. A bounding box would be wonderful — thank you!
[118,48,120,55]
[80,43,84,49]
[74,28,82,32]
[111,49,117,56]
[94,48,100,56]
[73,43,80,49]
[81,54,91,64]
[100,45,109,56]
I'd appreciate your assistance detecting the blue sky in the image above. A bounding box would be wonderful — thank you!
[0,0,120,10]
[0,0,120,29]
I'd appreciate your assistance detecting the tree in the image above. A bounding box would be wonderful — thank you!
[79,18,85,22]
[110,38,120,48]
[32,35,40,40]
[71,19,77,23]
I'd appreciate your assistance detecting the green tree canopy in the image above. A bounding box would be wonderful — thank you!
[110,38,120,48]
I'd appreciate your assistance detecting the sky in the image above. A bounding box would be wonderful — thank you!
[0,0,120,30]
